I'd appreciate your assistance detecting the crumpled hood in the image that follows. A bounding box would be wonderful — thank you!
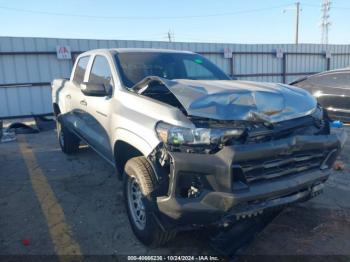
[162,79,317,123]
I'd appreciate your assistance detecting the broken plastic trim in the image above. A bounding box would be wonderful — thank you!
[131,76,167,93]
[230,183,325,221]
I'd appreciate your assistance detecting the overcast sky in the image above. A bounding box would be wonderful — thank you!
[0,0,349,44]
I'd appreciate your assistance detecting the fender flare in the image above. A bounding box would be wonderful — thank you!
[113,128,156,157]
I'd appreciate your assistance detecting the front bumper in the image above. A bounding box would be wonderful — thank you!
[156,131,346,227]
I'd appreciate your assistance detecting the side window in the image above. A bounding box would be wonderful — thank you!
[89,56,114,94]
[310,72,350,88]
[73,56,90,84]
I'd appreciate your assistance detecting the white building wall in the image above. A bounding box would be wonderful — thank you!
[1,36,350,118]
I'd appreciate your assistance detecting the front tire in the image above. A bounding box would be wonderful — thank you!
[123,156,176,247]
[56,119,80,154]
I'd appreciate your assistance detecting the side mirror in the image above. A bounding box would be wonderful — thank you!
[81,82,108,97]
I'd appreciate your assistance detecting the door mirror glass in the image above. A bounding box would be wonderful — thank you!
[81,82,108,97]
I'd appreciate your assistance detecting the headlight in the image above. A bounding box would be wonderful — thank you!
[155,122,244,146]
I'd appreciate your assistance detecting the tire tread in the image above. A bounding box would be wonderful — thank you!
[57,120,80,154]
[124,156,176,247]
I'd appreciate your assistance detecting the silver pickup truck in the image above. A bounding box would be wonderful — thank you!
[52,48,346,247]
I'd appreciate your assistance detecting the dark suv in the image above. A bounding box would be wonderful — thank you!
[291,68,350,122]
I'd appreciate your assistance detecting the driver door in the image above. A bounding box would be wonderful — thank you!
[82,55,115,162]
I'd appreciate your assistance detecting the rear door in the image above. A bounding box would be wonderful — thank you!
[63,55,91,136]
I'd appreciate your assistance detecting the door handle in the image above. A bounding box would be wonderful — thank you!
[96,111,108,117]
[80,100,87,106]
[66,94,71,99]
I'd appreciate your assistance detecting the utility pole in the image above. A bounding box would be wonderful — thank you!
[320,0,331,44]
[167,30,173,42]
[283,2,301,44]
[295,2,300,44]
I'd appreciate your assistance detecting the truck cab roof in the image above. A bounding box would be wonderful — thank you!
[79,48,194,56]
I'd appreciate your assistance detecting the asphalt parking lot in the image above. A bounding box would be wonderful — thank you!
[1,125,350,259]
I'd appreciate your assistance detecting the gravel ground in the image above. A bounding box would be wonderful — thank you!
[0,125,349,259]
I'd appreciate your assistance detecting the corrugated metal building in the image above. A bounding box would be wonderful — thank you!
[1,36,350,118]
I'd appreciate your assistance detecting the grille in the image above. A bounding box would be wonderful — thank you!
[233,150,328,183]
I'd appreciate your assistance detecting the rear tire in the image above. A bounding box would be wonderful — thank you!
[56,119,80,154]
[123,156,176,247]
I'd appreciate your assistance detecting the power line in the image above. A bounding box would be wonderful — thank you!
[0,4,294,20]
